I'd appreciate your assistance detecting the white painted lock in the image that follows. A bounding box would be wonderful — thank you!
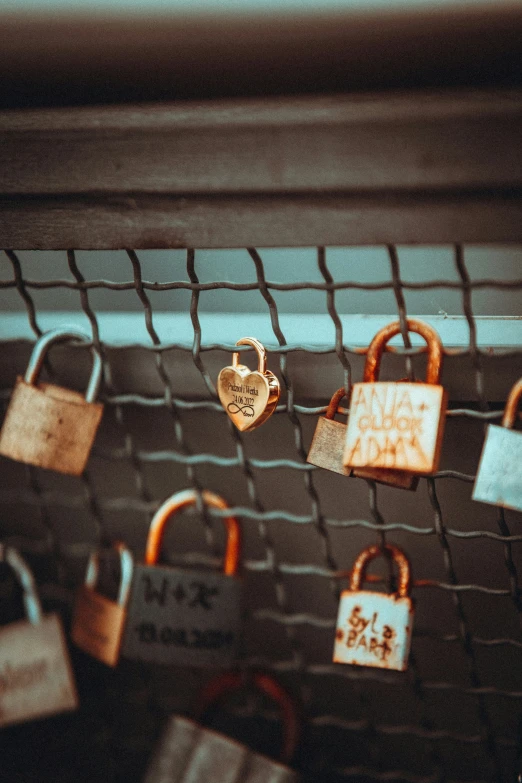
[333,543,414,672]
[472,378,522,513]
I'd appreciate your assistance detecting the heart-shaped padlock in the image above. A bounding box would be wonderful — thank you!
[217,338,280,432]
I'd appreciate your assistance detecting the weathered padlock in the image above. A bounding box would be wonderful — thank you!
[217,337,280,432]
[121,488,242,667]
[343,319,448,475]
[0,327,104,475]
[0,544,78,727]
[307,387,418,490]
[71,541,133,667]
[307,388,352,475]
[333,543,414,671]
[472,377,522,513]
[144,671,299,782]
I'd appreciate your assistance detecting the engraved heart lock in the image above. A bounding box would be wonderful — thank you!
[217,338,280,432]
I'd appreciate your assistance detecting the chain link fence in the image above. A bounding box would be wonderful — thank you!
[0,244,521,783]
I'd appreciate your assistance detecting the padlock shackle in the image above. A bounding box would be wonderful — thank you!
[232,337,267,375]
[85,541,134,606]
[363,319,443,385]
[502,377,522,429]
[0,544,43,625]
[24,327,103,404]
[325,388,349,420]
[145,489,241,576]
[349,543,412,599]
[195,671,299,765]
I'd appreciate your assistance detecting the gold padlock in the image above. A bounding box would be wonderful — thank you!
[343,319,448,475]
[472,377,522,513]
[333,543,414,672]
[71,541,134,667]
[217,337,280,432]
[307,388,352,475]
[0,544,78,727]
[0,327,104,475]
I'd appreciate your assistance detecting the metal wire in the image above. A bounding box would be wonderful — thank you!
[0,245,521,783]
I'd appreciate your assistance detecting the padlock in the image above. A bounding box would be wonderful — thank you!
[472,377,522,513]
[0,544,78,727]
[333,543,414,671]
[307,388,352,475]
[0,327,104,476]
[217,337,280,432]
[71,541,133,667]
[307,387,418,490]
[121,488,242,667]
[343,319,448,475]
[144,671,299,782]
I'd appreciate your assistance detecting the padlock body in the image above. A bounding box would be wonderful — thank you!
[472,424,522,512]
[121,564,241,667]
[0,613,78,727]
[0,378,103,475]
[144,716,297,783]
[307,417,351,475]
[333,589,413,671]
[344,382,447,474]
[71,586,127,667]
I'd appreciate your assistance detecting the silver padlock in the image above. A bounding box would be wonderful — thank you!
[0,327,104,475]
[71,541,134,667]
[333,543,414,671]
[121,488,242,668]
[307,388,352,475]
[144,671,299,782]
[472,378,522,513]
[0,544,78,727]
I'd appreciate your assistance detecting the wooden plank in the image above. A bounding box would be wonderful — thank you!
[2,192,522,248]
[2,92,522,195]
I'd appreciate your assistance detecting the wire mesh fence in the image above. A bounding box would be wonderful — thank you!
[0,244,521,783]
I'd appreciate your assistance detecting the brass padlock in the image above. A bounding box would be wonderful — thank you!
[145,671,299,782]
[307,388,352,475]
[0,544,78,727]
[343,319,448,475]
[333,543,414,671]
[71,541,133,667]
[121,488,242,667]
[217,337,280,432]
[307,388,418,490]
[0,327,103,475]
[472,377,522,513]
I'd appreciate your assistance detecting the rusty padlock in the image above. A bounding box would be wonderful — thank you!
[71,541,133,667]
[307,388,352,475]
[0,327,104,475]
[121,488,242,667]
[333,543,414,671]
[343,319,448,475]
[144,671,299,782]
[472,377,522,513]
[0,544,78,727]
[307,388,418,490]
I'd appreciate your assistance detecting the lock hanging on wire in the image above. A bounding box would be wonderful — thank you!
[0,544,78,727]
[121,488,242,668]
[307,387,418,489]
[217,337,280,432]
[71,541,134,667]
[0,327,104,475]
[343,319,448,475]
[333,543,414,671]
[144,671,299,782]
[472,377,522,513]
